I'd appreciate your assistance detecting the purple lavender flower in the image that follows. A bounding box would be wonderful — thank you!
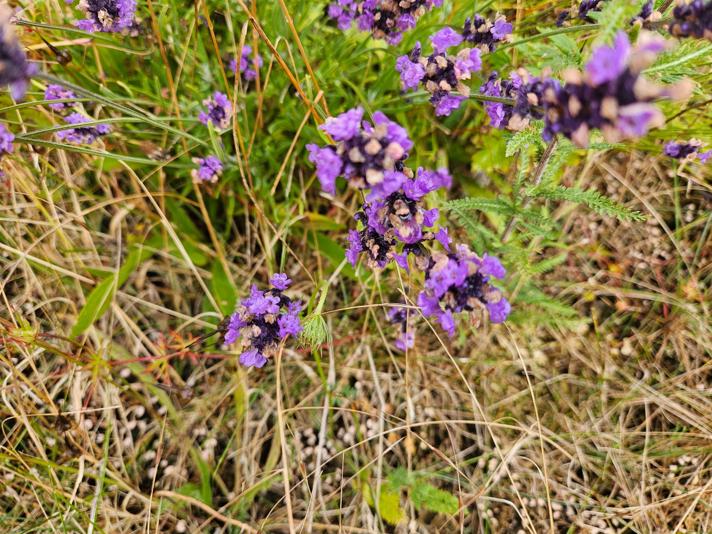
[56,113,111,144]
[327,0,443,45]
[430,26,463,52]
[670,0,712,40]
[306,107,413,198]
[0,7,36,100]
[664,139,708,160]
[191,155,223,183]
[198,91,232,129]
[73,0,137,33]
[44,85,77,112]
[229,45,263,81]
[0,124,14,156]
[698,149,712,163]
[223,275,303,368]
[347,167,452,270]
[417,245,511,336]
[461,13,512,52]
[556,10,571,27]
[480,70,546,130]
[397,37,482,117]
[541,32,690,146]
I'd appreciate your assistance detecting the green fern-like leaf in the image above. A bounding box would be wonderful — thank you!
[589,0,640,46]
[531,186,645,221]
[411,481,459,516]
[445,197,514,216]
[505,125,544,157]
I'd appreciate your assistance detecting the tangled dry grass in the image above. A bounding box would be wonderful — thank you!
[1,144,710,532]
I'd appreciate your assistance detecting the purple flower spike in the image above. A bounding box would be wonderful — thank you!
[307,108,412,198]
[670,0,712,40]
[462,13,512,51]
[225,277,303,368]
[73,0,137,33]
[417,246,511,336]
[270,273,292,290]
[191,155,223,183]
[56,113,111,144]
[664,139,707,160]
[0,124,14,156]
[230,44,263,81]
[45,85,77,112]
[430,26,463,52]
[199,91,232,129]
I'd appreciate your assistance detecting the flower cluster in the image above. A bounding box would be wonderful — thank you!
[198,92,232,129]
[223,274,302,368]
[461,13,512,51]
[669,0,712,40]
[45,84,77,112]
[0,123,14,156]
[73,0,137,33]
[396,28,482,116]
[346,167,452,270]
[229,45,263,81]
[417,246,511,337]
[307,108,511,347]
[479,33,691,146]
[0,6,36,100]
[306,107,413,196]
[57,112,111,144]
[191,155,223,182]
[480,69,545,130]
[387,306,415,350]
[540,32,690,146]
[664,139,712,162]
[327,0,443,45]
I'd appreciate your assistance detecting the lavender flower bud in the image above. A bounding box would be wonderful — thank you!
[0,123,14,156]
[461,13,512,51]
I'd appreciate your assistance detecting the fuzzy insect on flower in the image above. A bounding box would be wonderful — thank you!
[222,274,303,369]
[327,0,443,45]
[461,13,512,52]
[396,28,482,116]
[198,91,232,129]
[306,106,413,196]
[229,45,263,81]
[0,123,14,156]
[669,0,712,40]
[417,245,511,337]
[346,167,452,270]
[480,69,546,131]
[44,84,77,112]
[540,31,693,147]
[56,112,111,144]
[72,0,137,33]
[0,6,36,100]
[191,155,223,183]
[664,139,712,162]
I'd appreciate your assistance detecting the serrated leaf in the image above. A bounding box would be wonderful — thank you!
[299,313,330,349]
[505,125,544,157]
[445,197,514,216]
[589,0,640,46]
[531,186,645,221]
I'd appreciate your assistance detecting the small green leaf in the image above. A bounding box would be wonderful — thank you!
[71,246,153,337]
